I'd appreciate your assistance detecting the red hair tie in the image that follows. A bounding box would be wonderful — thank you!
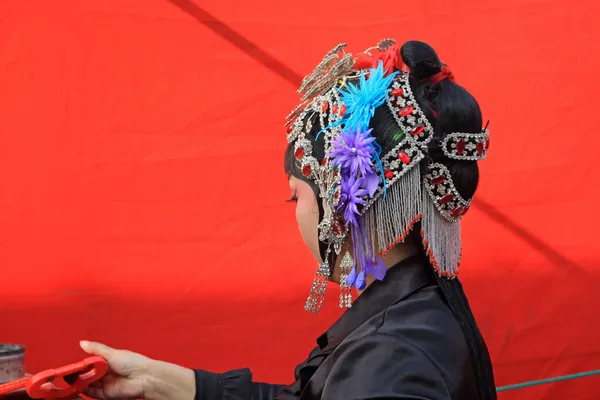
[429,65,455,84]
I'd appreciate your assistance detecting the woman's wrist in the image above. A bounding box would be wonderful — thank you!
[144,359,196,400]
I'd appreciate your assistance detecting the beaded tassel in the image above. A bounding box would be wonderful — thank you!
[339,252,354,308]
[304,260,331,315]
[421,186,461,278]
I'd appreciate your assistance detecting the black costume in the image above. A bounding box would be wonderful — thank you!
[194,255,484,400]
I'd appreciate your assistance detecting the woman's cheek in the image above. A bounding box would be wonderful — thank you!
[295,196,322,264]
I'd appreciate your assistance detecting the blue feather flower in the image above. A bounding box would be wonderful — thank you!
[338,61,398,133]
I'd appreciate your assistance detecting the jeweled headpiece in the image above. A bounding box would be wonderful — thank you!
[287,39,490,314]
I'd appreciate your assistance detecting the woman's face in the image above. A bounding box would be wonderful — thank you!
[288,176,322,264]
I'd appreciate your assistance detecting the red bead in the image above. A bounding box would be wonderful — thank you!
[295,147,304,159]
[340,104,347,116]
[334,191,339,200]
[302,165,311,176]
[476,142,485,155]
[450,207,464,218]
[398,151,411,164]
[321,158,327,166]
[332,104,338,114]
[384,170,394,179]
[430,176,445,185]
[411,124,424,136]
[456,138,465,155]
[398,106,414,117]
[439,194,454,205]
[333,222,345,235]
[391,88,404,97]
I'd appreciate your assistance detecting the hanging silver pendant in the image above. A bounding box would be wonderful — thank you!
[339,252,354,309]
[305,261,331,315]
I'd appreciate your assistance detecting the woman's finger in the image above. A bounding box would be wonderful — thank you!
[83,385,106,400]
[89,380,103,389]
[80,341,115,360]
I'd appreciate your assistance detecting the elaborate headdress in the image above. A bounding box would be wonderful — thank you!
[286,39,490,314]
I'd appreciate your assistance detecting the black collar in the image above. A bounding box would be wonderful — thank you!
[317,253,435,350]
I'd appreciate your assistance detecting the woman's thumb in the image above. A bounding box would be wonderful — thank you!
[80,341,114,359]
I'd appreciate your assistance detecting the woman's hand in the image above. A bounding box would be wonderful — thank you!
[79,340,152,399]
[80,341,196,400]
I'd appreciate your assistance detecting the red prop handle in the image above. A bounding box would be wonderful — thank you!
[0,377,31,396]
[26,356,108,399]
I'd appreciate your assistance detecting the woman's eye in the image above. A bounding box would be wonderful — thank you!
[286,194,298,203]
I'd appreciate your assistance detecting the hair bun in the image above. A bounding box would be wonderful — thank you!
[400,41,443,81]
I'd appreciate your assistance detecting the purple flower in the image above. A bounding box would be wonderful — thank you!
[346,266,357,287]
[328,125,376,177]
[362,169,380,197]
[338,174,367,228]
[355,266,367,290]
[347,255,386,291]
[366,257,387,281]
[355,252,370,290]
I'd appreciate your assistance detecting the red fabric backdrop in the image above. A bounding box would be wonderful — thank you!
[1,1,599,399]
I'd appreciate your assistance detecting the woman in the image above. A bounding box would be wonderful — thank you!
[80,40,497,400]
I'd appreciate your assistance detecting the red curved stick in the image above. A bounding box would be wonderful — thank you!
[26,356,108,399]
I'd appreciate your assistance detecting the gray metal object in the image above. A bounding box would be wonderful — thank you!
[0,344,25,384]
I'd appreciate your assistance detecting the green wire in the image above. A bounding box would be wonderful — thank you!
[496,370,600,392]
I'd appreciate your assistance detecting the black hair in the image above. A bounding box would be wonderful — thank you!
[285,41,496,399]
